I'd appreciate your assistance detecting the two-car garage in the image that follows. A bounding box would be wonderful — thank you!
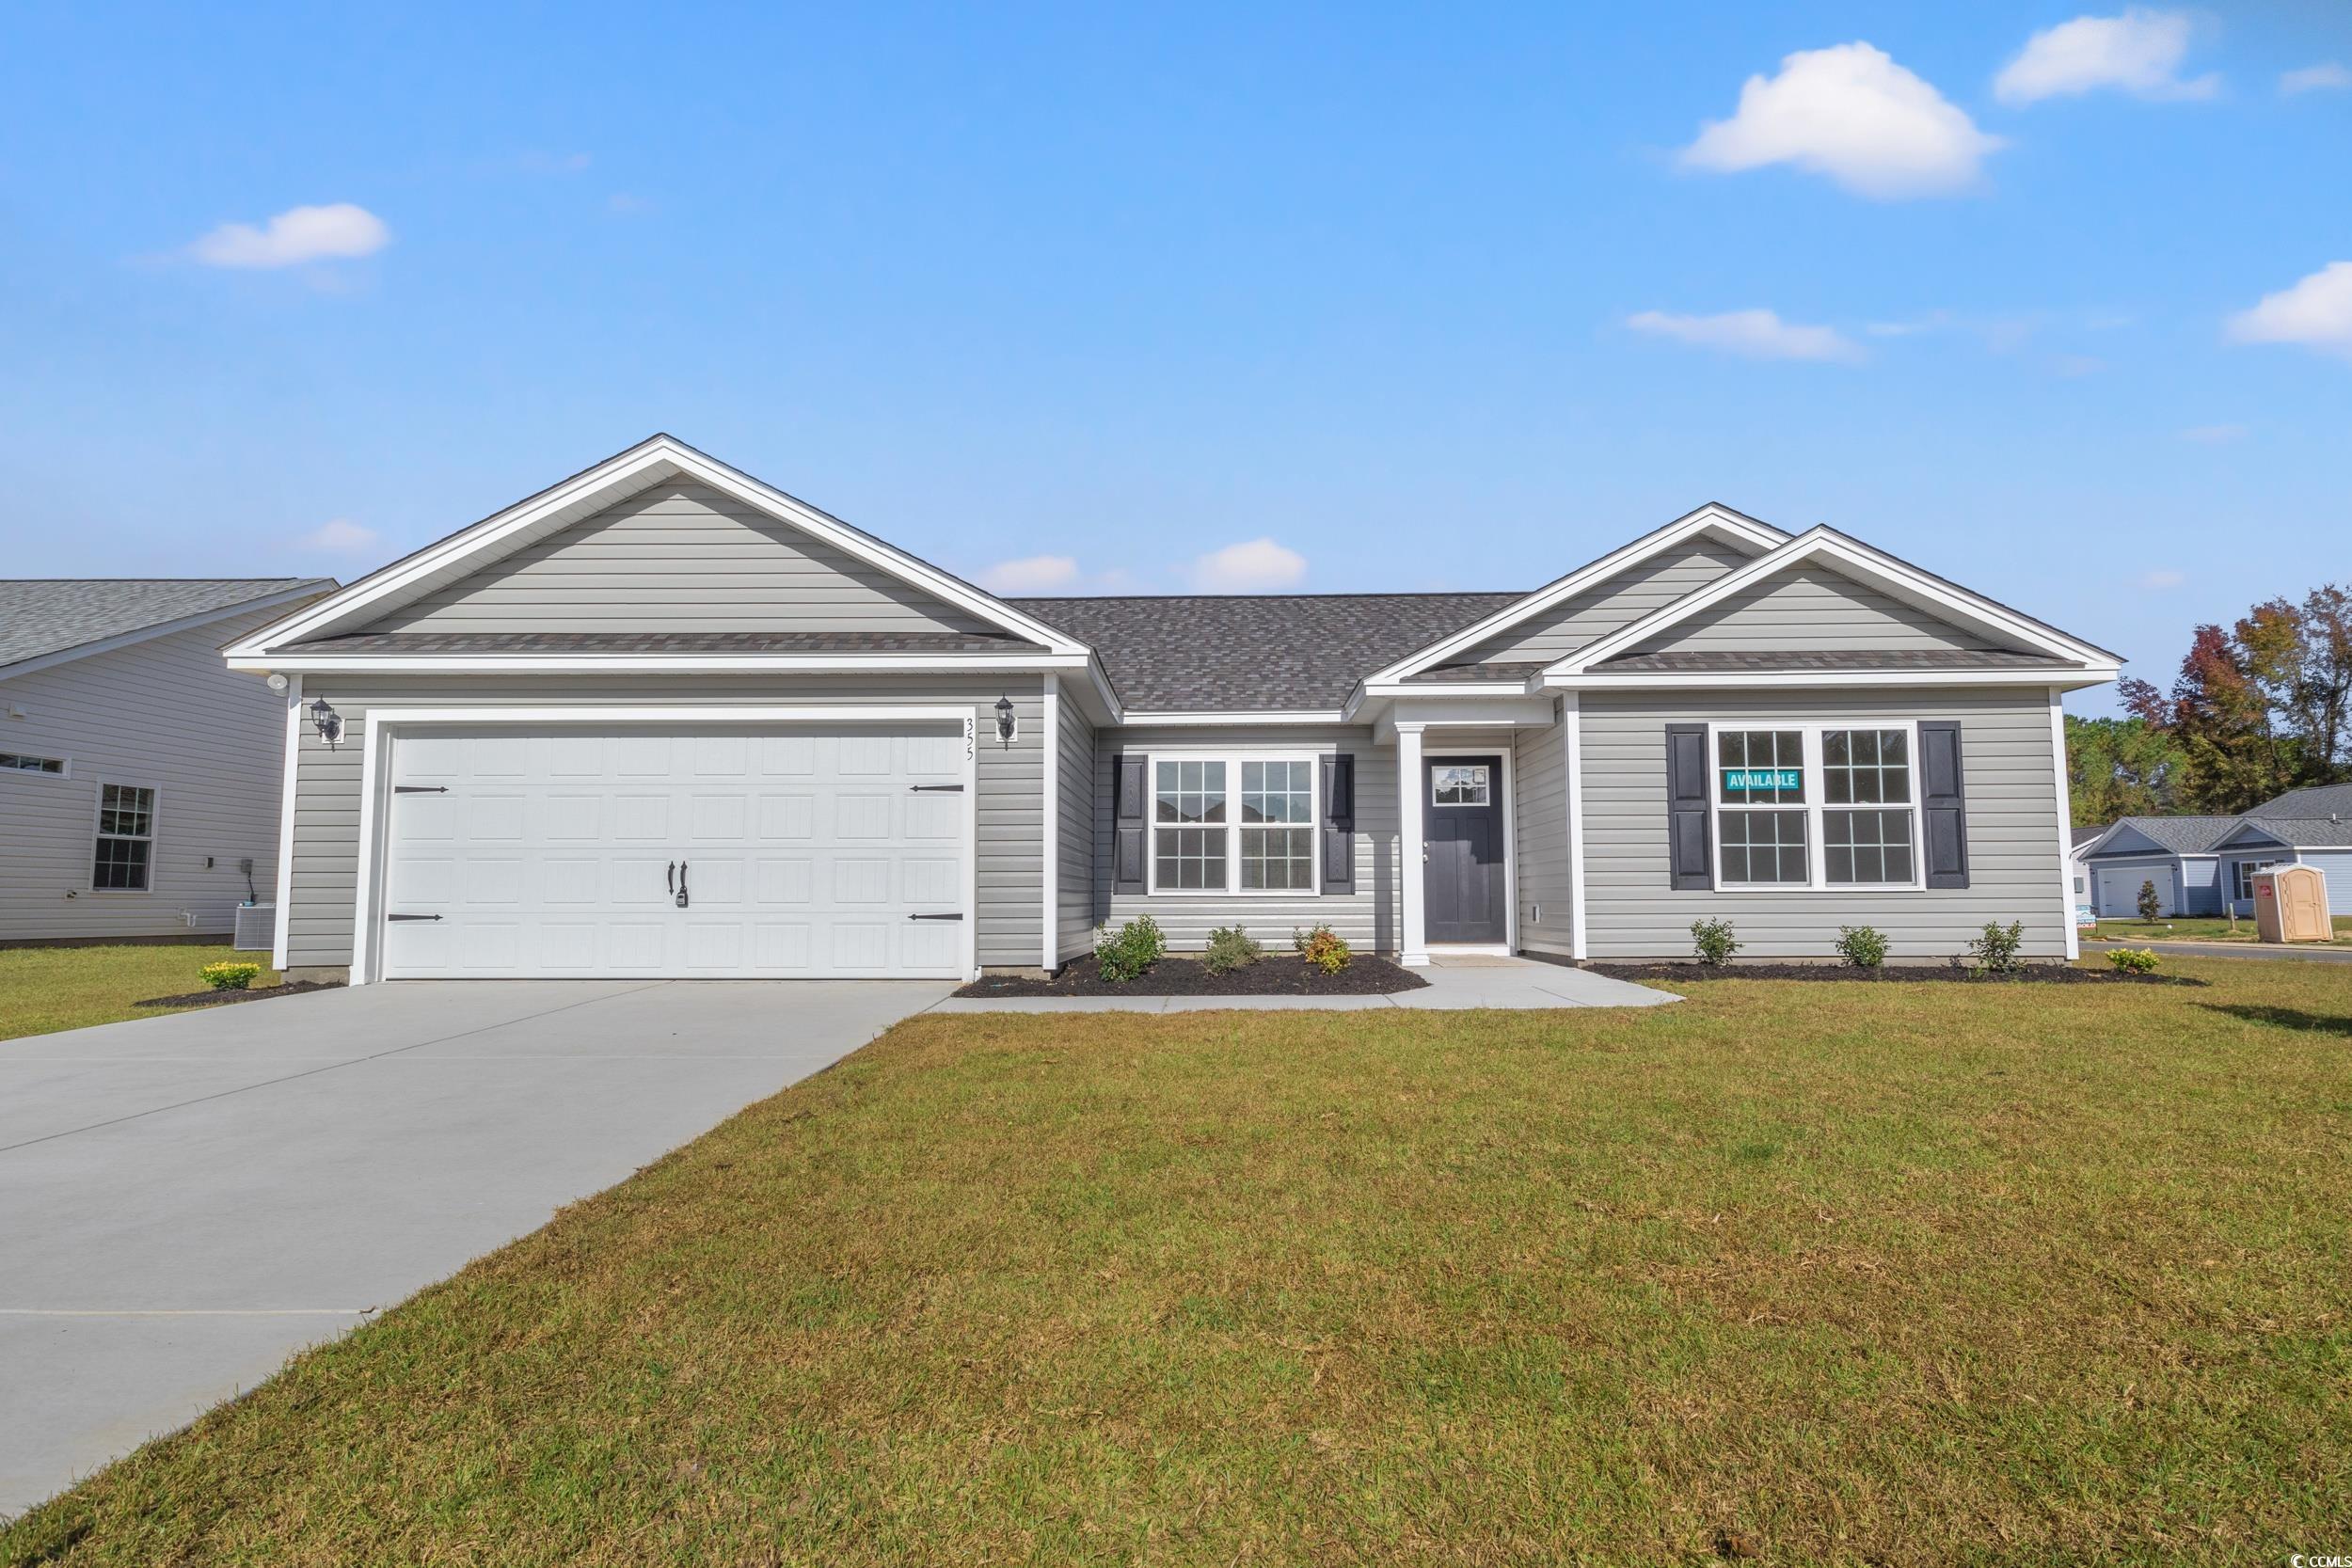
[367,719,974,980]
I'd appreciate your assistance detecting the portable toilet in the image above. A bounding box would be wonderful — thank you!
[2251,864,2331,943]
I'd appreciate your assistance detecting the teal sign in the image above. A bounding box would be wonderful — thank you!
[1723,768,1802,792]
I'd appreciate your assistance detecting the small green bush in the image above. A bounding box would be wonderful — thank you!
[1202,924,1264,974]
[2107,946,2160,974]
[2137,879,2163,923]
[1093,915,1167,983]
[1293,923,1351,974]
[199,960,263,991]
[1691,918,1740,966]
[1966,920,2026,974]
[1835,925,1889,969]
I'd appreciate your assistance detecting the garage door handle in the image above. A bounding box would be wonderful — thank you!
[908,912,964,921]
[388,913,442,922]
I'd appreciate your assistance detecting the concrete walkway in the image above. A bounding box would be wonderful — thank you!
[929,954,1677,1012]
[0,978,952,1519]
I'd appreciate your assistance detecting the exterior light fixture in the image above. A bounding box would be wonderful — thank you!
[309,697,344,751]
[993,694,1016,748]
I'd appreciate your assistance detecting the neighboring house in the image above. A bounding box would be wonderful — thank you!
[1,578,335,944]
[224,436,2119,982]
[2074,782,2352,918]
[2068,825,2105,916]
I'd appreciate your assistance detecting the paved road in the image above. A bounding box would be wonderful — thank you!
[0,978,952,1518]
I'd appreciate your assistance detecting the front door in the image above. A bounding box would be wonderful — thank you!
[1424,754,1506,944]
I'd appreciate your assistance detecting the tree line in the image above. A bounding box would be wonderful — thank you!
[2066,584,2351,825]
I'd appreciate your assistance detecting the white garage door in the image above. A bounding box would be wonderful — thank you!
[377,726,969,979]
[2094,865,2174,918]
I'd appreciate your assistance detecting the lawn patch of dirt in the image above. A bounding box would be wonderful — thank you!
[957,953,1426,997]
[133,981,344,1010]
[1583,961,2202,986]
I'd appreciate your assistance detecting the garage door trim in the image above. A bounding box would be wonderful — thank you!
[351,705,979,984]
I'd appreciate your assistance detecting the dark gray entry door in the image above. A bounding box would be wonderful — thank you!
[1424,754,1506,944]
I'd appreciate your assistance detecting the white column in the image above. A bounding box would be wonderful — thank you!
[1562,691,1588,960]
[2049,689,2080,961]
[1041,675,1060,973]
[1398,722,1427,965]
[271,674,302,973]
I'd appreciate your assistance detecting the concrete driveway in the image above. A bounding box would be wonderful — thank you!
[0,978,953,1518]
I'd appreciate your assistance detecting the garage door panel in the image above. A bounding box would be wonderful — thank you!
[380,725,969,979]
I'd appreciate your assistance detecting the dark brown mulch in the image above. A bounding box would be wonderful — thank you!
[1582,962,2205,987]
[955,953,1428,998]
[135,981,346,1010]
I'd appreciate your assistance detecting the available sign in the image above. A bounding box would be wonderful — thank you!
[1722,768,1802,793]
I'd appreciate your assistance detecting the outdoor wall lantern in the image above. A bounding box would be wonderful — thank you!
[993,693,1016,748]
[309,697,344,751]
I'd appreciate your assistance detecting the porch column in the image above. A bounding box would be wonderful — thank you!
[1397,721,1428,965]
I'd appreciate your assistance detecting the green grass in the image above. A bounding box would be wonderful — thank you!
[0,943,281,1042]
[2089,914,2352,946]
[6,960,2348,1565]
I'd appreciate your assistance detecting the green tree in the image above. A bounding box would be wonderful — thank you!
[2064,715,2185,825]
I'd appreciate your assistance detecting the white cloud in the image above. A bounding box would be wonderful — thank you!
[2138,568,2187,590]
[2226,261,2352,358]
[2177,422,2248,443]
[1994,9,2218,104]
[188,203,390,268]
[1680,42,2003,198]
[297,518,379,553]
[2280,62,2352,96]
[977,554,1081,594]
[1188,538,1307,593]
[1627,308,1866,364]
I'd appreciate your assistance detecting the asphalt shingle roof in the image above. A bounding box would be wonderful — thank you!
[293,630,1039,654]
[2072,825,2109,849]
[2085,816,2248,855]
[2249,783,2352,821]
[0,579,326,671]
[1011,593,1524,711]
[2231,816,2352,849]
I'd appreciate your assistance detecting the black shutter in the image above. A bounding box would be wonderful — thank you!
[1113,753,1148,894]
[1919,721,1969,888]
[1666,723,1713,890]
[1321,752,1355,890]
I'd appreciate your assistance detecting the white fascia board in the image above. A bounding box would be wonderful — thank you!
[229,436,1091,659]
[1361,503,1788,685]
[1548,528,2115,676]
[1358,679,1539,698]
[229,652,1100,676]
[1546,665,2120,692]
[4,580,334,684]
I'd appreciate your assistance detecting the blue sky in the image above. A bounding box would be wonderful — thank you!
[3,3,2346,713]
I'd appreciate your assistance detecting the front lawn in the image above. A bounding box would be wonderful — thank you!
[6,959,2347,1564]
[2090,915,2352,946]
[0,943,281,1043]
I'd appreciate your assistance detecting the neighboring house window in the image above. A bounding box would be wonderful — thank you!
[2233,858,2280,903]
[2074,875,2086,895]
[1151,753,1320,895]
[1432,764,1490,806]
[2,752,68,774]
[92,783,157,892]
[1712,723,1921,891]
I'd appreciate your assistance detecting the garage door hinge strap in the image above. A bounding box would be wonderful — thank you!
[909,784,965,792]
[908,912,964,921]
[393,785,449,794]
[388,913,443,922]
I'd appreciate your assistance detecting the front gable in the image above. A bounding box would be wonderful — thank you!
[1616,560,2011,658]
[2214,820,2295,851]
[352,480,995,638]
[1449,531,1761,667]
[2086,822,2183,859]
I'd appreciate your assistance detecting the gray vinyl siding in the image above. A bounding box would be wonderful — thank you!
[282,674,1041,973]
[1511,717,1573,957]
[1458,536,1756,665]
[1055,685,1096,962]
[1625,564,2010,656]
[1581,687,2070,959]
[2292,849,2352,915]
[0,604,298,942]
[1092,726,1399,953]
[357,482,994,636]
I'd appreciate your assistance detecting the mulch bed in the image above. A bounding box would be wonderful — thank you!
[956,954,1428,998]
[135,981,346,1010]
[1582,962,2204,987]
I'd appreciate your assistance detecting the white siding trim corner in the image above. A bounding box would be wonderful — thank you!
[2049,689,2080,961]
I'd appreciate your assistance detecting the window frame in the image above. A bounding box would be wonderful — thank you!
[0,751,70,776]
[1145,749,1323,898]
[1705,720,1926,894]
[90,780,161,894]
[1430,762,1492,808]
[2232,857,2281,904]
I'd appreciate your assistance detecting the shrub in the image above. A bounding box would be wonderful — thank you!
[1293,923,1351,974]
[1835,925,1889,969]
[1965,920,2026,974]
[2107,946,2160,974]
[1691,918,1740,966]
[2136,879,2162,923]
[1202,924,1264,974]
[1093,915,1167,983]
[199,960,263,991]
